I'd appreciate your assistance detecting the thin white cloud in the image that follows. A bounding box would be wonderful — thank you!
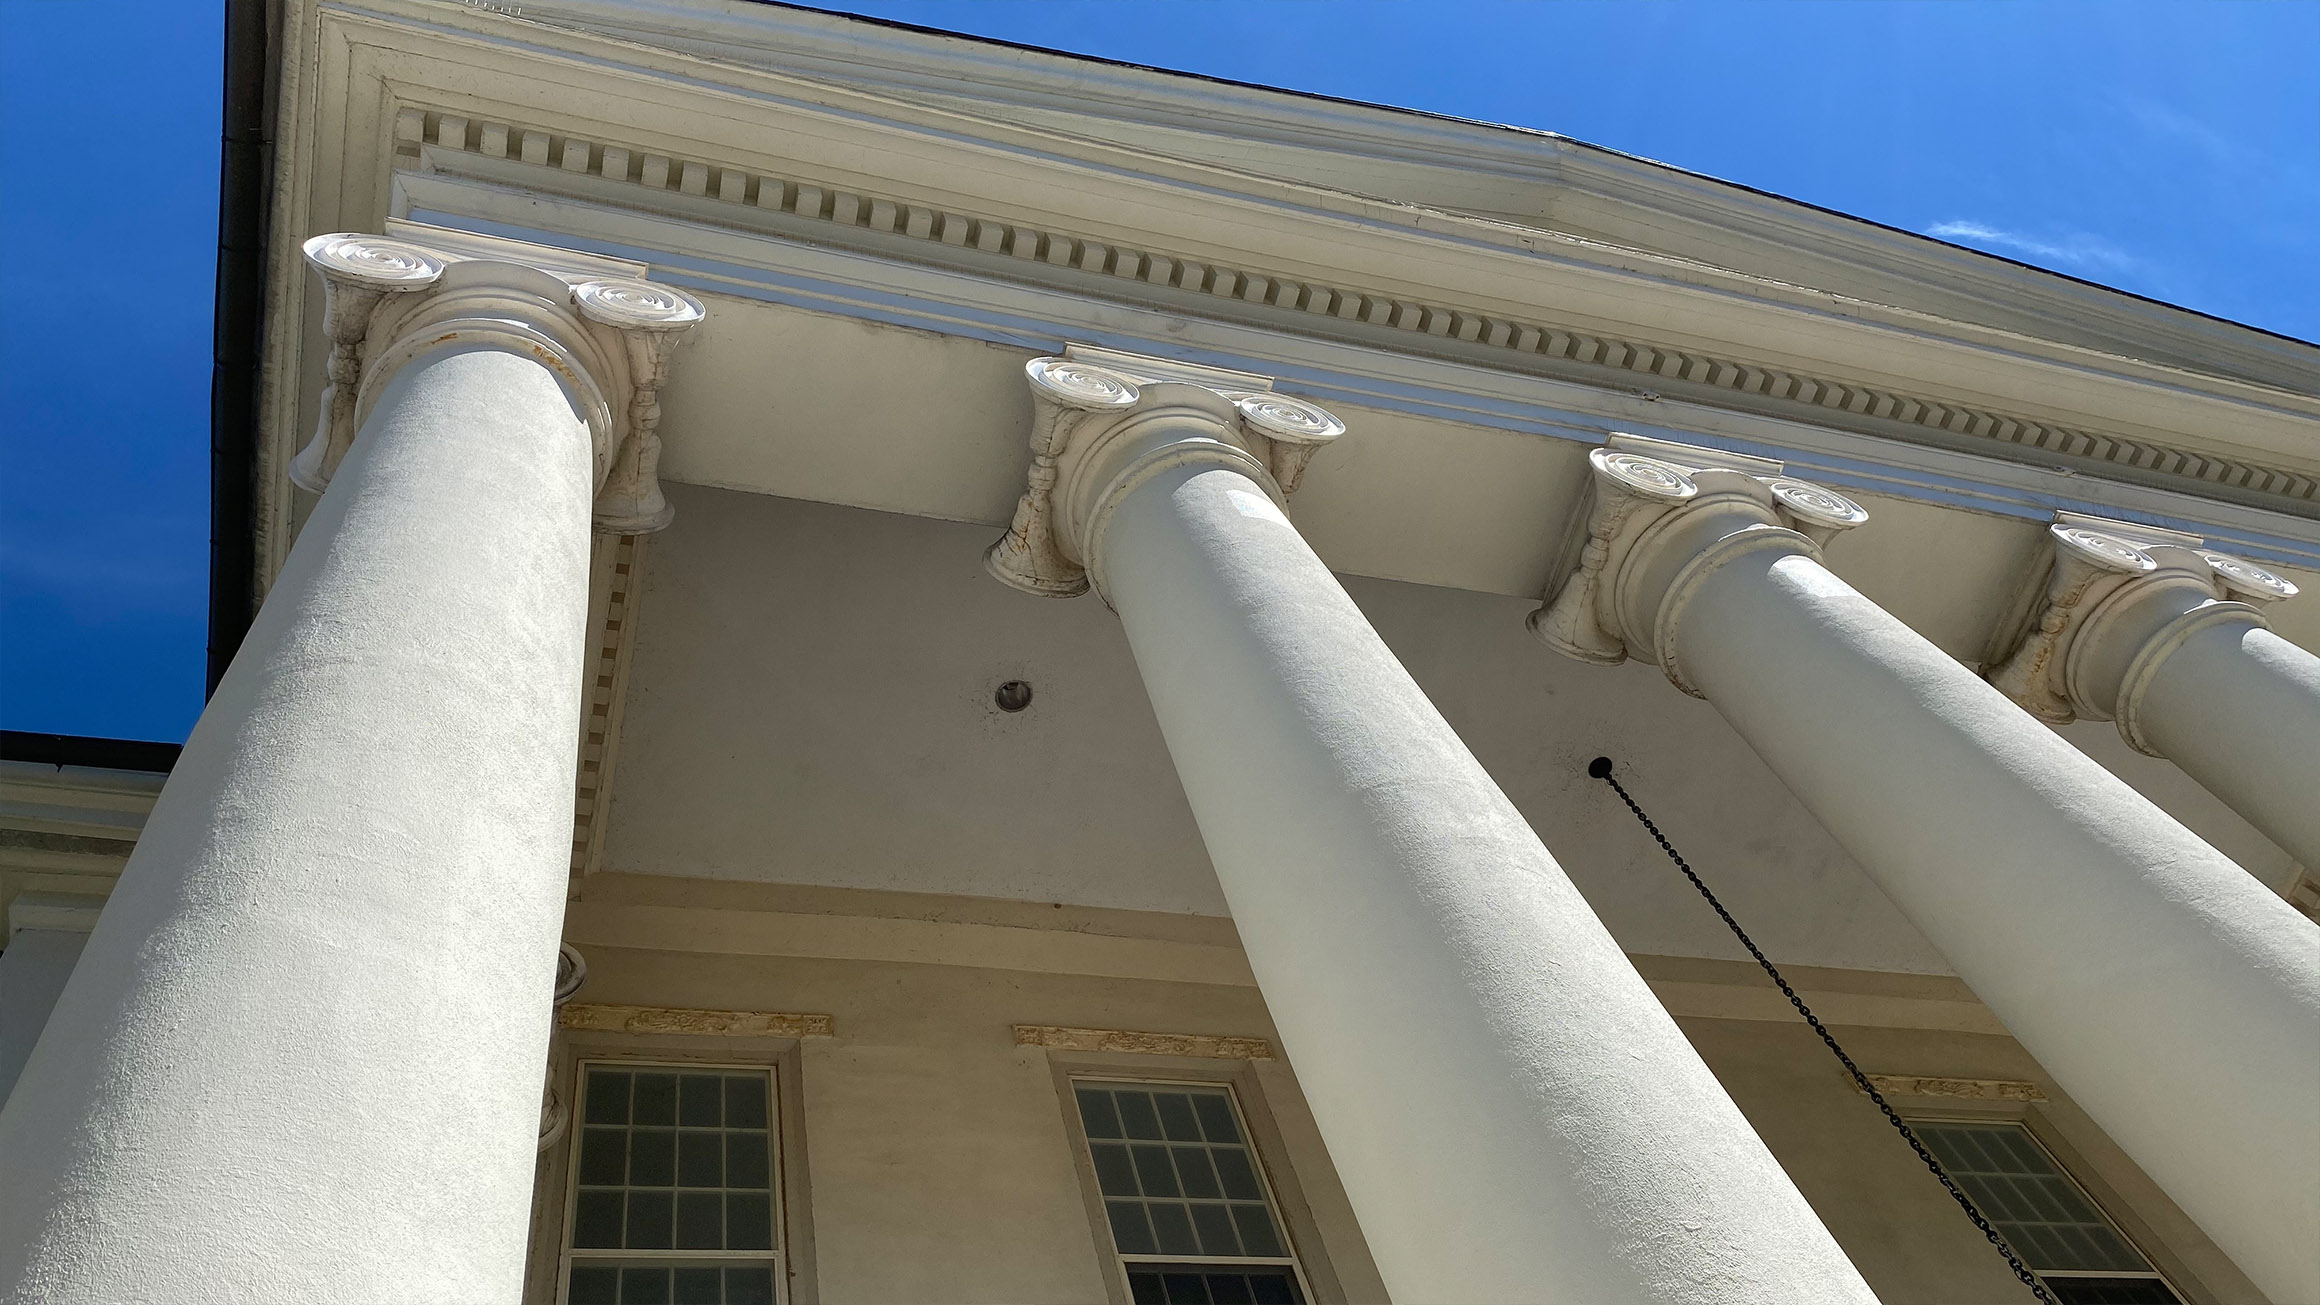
[1923,220,2143,275]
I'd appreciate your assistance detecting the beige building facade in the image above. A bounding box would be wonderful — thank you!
[2,4,2317,1303]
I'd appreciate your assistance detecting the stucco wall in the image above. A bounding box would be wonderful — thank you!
[545,909,2250,1304]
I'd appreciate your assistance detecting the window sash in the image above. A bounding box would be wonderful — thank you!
[1908,1118,2180,1300]
[1070,1076,1316,1303]
[558,1059,787,1305]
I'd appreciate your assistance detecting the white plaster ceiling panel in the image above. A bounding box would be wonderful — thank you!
[607,485,1964,973]
[1819,494,2052,664]
[653,297,1032,526]
[606,483,1226,915]
[1338,574,1956,977]
[1285,403,1590,599]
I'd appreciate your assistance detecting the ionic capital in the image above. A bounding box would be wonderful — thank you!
[1528,436,1868,696]
[1987,519,2298,752]
[292,232,705,534]
[984,345,1344,599]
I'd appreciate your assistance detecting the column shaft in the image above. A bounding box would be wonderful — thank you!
[1105,464,1876,1302]
[2137,621,2320,868]
[0,346,595,1300]
[1675,545,2320,1303]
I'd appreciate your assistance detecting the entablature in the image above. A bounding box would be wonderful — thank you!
[262,2,2320,657]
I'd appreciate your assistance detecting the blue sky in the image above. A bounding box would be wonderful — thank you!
[1,0,2314,744]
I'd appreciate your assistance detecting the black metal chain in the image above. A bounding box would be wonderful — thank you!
[1587,756,2056,1304]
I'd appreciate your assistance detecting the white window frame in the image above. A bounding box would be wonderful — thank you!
[1066,1074,1319,1305]
[1910,1115,2184,1301]
[556,1057,789,1305]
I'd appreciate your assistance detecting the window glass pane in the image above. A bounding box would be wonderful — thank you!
[585,1071,632,1125]
[1162,1271,1208,1304]
[1174,1148,1222,1199]
[672,1266,723,1305]
[1211,1149,1262,1201]
[1190,1202,1242,1256]
[727,1192,773,1251]
[630,1130,677,1187]
[725,1132,771,1190]
[626,1191,675,1249]
[1914,1122,2171,1289]
[573,1190,625,1249]
[726,1265,777,1305]
[1078,1087,1124,1139]
[570,1263,620,1304]
[726,1075,768,1130]
[1116,1090,1164,1140]
[1132,1144,1181,1198]
[680,1075,723,1127]
[679,1132,724,1187]
[580,1128,628,1186]
[633,1073,679,1125]
[1155,1093,1202,1142]
[1091,1142,1140,1197]
[676,1191,724,1250]
[1107,1199,1157,1255]
[620,1266,672,1305]
[1191,1094,1239,1144]
[1231,1203,1285,1258]
[1149,1201,1201,1255]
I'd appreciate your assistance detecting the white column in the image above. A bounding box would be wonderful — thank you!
[0,897,100,1107]
[0,236,701,1301]
[1990,522,2320,868]
[989,352,1876,1303]
[1534,442,2320,1303]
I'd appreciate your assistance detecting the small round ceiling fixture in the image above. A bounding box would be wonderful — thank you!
[994,680,1034,713]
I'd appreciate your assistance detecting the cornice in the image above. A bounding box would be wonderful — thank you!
[506,0,2317,393]
[367,88,2315,513]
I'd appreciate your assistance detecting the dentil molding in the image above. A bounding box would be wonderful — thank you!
[985,345,1345,600]
[1987,516,2299,753]
[1531,434,1870,696]
[293,230,704,534]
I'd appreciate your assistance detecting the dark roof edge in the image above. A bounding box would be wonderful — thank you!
[786,2,2313,349]
[1,732,183,775]
[208,0,273,695]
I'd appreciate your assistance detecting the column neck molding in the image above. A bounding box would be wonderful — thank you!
[985,345,1344,600]
[291,231,704,534]
[1987,517,2299,753]
[1529,435,1869,696]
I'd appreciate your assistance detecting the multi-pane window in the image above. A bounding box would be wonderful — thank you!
[563,1064,782,1305]
[1072,1080,1307,1305]
[1915,1122,2180,1305]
